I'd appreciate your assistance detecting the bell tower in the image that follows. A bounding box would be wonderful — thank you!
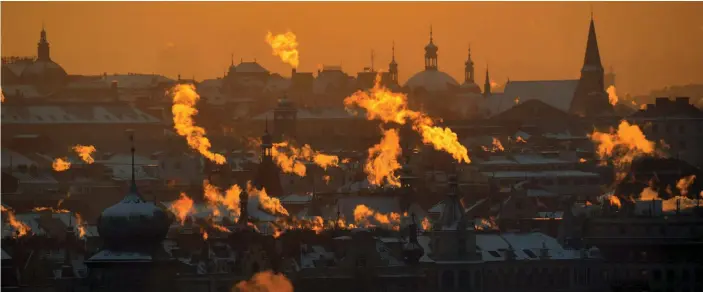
[37,25,51,61]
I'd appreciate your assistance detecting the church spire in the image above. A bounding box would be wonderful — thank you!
[464,44,475,83]
[389,41,399,84]
[582,14,603,72]
[483,66,492,97]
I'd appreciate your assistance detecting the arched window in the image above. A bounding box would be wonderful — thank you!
[441,270,455,291]
[458,270,471,290]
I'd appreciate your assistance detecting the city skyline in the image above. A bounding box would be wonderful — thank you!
[2,2,703,96]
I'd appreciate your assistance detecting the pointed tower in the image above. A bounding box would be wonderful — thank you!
[37,25,51,61]
[464,45,475,84]
[252,123,284,197]
[430,175,477,261]
[483,67,492,97]
[237,188,249,225]
[388,42,399,85]
[569,15,612,116]
[402,213,425,264]
[424,26,438,71]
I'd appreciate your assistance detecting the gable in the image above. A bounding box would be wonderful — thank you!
[490,99,573,122]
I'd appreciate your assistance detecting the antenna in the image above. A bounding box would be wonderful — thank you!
[129,131,136,184]
[371,49,375,72]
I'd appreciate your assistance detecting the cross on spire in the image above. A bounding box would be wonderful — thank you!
[429,25,433,43]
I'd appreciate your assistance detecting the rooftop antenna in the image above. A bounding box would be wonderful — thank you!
[371,49,375,72]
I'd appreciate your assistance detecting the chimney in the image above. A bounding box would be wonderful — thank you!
[292,68,297,75]
[675,97,690,107]
[655,97,670,108]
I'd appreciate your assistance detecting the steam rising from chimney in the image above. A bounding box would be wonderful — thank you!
[365,129,402,187]
[170,84,226,164]
[344,74,470,164]
[265,31,300,68]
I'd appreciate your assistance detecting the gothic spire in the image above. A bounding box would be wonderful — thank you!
[483,66,492,97]
[582,14,603,71]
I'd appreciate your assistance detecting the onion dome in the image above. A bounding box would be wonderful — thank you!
[402,213,424,264]
[97,133,172,250]
[98,183,172,250]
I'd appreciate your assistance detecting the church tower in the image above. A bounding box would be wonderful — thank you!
[464,46,475,84]
[273,94,297,142]
[424,26,438,71]
[37,25,51,61]
[569,15,612,116]
[388,42,399,85]
[252,124,284,197]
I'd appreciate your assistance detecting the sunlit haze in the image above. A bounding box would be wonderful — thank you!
[2,1,702,95]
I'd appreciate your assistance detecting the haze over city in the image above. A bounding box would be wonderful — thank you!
[2,2,703,292]
[2,1,703,96]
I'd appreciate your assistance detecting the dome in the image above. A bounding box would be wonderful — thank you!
[97,183,172,250]
[20,60,67,82]
[404,70,459,93]
[459,82,482,94]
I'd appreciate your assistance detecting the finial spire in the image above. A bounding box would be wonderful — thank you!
[429,25,433,43]
[392,41,395,61]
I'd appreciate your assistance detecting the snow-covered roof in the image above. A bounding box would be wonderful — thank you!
[1,148,37,168]
[482,80,579,116]
[418,232,587,263]
[1,105,161,124]
[252,107,365,121]
[1,84,43,99]
[86,250,152,263]
[482,170,599,179]
[103,74,174,88]
[1,248,11,260]
[280,194,314,204]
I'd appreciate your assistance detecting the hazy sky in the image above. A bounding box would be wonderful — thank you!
[2,2,702,95]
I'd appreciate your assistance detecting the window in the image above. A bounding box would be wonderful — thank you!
[441,270,455,290]
[653,269,662,281]
[652,124,659,133]
[458,270,470,289]
[666,269,675,282]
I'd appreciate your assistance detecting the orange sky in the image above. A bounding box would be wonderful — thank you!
[2,2,702,95]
